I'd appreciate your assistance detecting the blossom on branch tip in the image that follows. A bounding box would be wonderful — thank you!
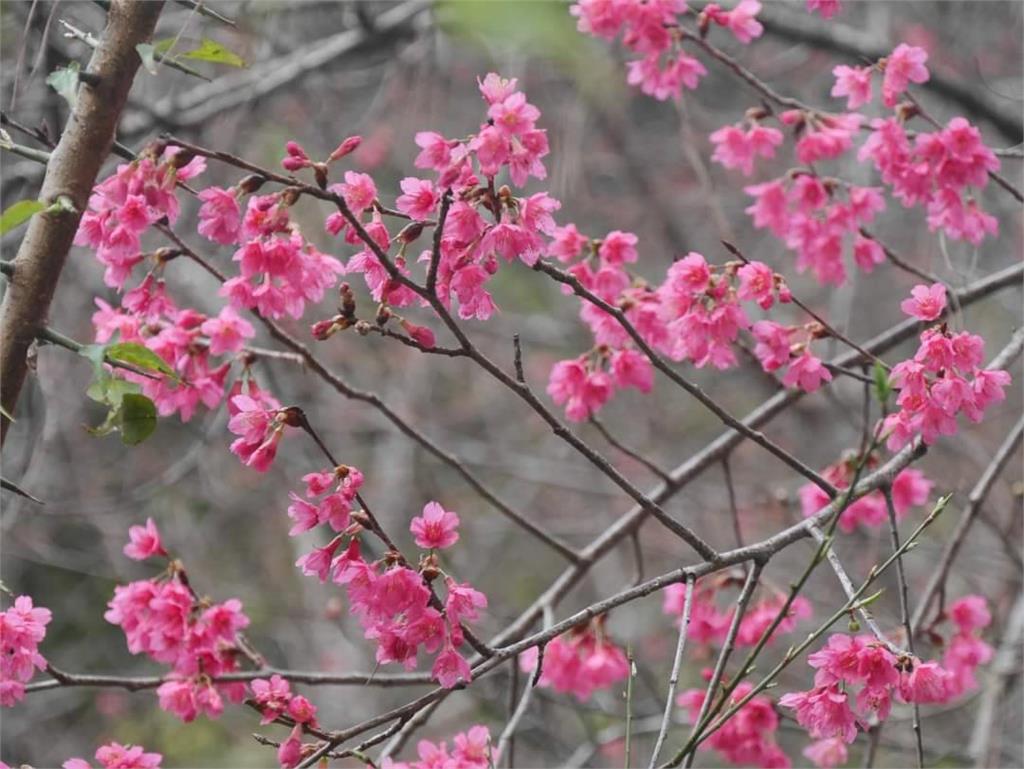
[123,518,167,561]
[410,502,460,550]
[900,283,947,321]
[0,595,51,707]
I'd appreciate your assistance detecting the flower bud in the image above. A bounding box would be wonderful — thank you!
[328,135,362,163]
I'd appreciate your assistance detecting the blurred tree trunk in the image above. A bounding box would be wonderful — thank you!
[0,0,164,446]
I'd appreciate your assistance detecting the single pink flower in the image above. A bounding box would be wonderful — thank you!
[900,282,947,321]
[123,518,167,561]
[831,65,873,109]
[410,501,460,550]
[396,177,439,221]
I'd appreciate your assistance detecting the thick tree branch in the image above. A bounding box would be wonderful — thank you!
[0,0,165,445]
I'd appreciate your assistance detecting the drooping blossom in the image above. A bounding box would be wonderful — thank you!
[123,518,167,561]
[0,595,51,707]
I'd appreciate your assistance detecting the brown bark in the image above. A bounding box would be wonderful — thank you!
[0,0,164,446]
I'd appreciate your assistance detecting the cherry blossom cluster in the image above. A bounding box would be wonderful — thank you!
[214,192,343,320]
[321,73,552,323]
[0,595,51,707]
[226,380,287,471]
[289,469,485,689]
[782,599,993,768]
[881,284,1011,449]
[677,679,790,768]
[798,455,933,533]
[93,277,255,421]
[699,40,1001,282]
[195,139,354,320]
[662,578,813,647]
[935,594,994,700]
[382,724,492,769]
[250,675,320,768]
[104,520,251,722]
[518,616,630,701]
[75,146,205,289]
[861,114,1000,245]
[61,742,162,769]
[546,247,836,420]
[570,0,771,102]
[744,175,886,286]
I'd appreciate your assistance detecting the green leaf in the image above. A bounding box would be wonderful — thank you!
[0,200,46,235]
[106,342,177,379]
[872,362,892,404]
[46,62,80,108]
[179,38,246,68]
[119,393,157,445]
[136,43,159,75]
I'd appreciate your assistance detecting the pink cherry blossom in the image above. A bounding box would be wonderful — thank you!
[947,595,992,633]
[883,44,930,107]
[736,261,776,308]
[830,65,873,109]
[123,518,167,561]
[197,186,241,245]
[779,685,858,743]
[200,306,255,356]
[0,595,51,707]
[900,282,947,321]
[64,742,162,769]
[432,645,473,689]
[598,230,638,266]
[782,351,833,393]
[410,502,461,550]
[802,738,847,768]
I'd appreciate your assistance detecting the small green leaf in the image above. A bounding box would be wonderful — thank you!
[136,43,159,75]
[119,393,157,445]
[179,38,246,68]
[854,589,886,609]
[872,361,892,404]
[0,200,46,235]
[46,62,80,108]
[106,342,177,379]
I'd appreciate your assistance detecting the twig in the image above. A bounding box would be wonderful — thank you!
[662,494,951,767]
[911,412,1024,634]
[534,259,839,498]
[967,591,1024,766]
[36,325,158,380]
[649,573,696,769]
[882,487,923,767]
[722,240,889,370]
[591,416,673,484]
[681,563,763,768]
[721,457,743,548]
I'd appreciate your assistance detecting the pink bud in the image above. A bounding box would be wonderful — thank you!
[400,319,436,349]
[328,135,362,163]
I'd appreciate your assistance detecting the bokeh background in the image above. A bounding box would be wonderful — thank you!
[1,1,1022,766]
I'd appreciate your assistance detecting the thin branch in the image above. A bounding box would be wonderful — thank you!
[882,486,923,768]
[721,240,888,370]
[649,573,696,769]
[535,259,839,496]
[681,563,763,768]
[591,416,673,484]
[28,664,431,693]
[911,412,1024,634]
